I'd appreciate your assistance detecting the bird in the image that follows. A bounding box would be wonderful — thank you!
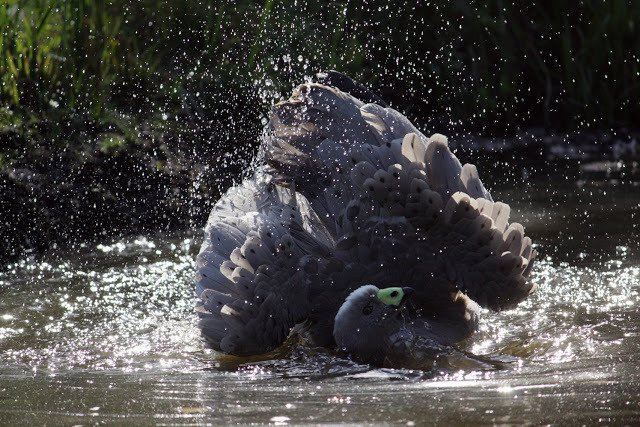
[194,71,536,368]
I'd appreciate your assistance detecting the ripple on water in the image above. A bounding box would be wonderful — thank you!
[469,255,640,391]
[1,220,639,423]
[0,234,204,375]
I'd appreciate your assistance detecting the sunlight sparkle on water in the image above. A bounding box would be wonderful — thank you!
[1,187,639,423]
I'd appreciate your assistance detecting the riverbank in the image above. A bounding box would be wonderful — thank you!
[2,114,638,265]
[0,108,258,264]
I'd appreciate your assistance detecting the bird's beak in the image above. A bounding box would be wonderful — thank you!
[400,287,414,306]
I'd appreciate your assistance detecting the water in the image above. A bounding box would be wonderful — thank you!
[1,178,639,424]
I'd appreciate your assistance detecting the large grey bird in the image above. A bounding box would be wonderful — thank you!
[194,72,536,367]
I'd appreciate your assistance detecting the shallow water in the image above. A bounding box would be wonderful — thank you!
[1,178,639,424]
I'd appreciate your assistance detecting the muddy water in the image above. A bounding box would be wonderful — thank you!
[1,178,639,424]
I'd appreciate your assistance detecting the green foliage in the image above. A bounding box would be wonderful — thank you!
[1,0,122,116]
[0,0,638,132]
[98,133,126,154]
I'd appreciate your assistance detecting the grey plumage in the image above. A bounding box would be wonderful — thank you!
[195,76,536,363]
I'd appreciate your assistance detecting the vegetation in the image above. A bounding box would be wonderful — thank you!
[1,0,638,137]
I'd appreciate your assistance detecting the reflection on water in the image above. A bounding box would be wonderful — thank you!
[1,180,639,424]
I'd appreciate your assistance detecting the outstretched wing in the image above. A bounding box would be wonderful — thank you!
[265,82,536,313]
[195,177,331,356]
[339,132,536,311]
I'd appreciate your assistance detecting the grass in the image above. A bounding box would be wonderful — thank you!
[0,0,638,142]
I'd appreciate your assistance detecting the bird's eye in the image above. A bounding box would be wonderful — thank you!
[362,304,373,315]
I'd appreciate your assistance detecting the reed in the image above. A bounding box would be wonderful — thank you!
[0,0,638,133]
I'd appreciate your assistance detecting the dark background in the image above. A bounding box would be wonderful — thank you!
[1,0,639,262]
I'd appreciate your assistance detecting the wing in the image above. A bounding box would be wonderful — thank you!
[195,177,332,356]
[336,131,536,311]
[266,83,536,313]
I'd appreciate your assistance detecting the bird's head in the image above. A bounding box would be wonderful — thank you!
[333,284,414,365]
